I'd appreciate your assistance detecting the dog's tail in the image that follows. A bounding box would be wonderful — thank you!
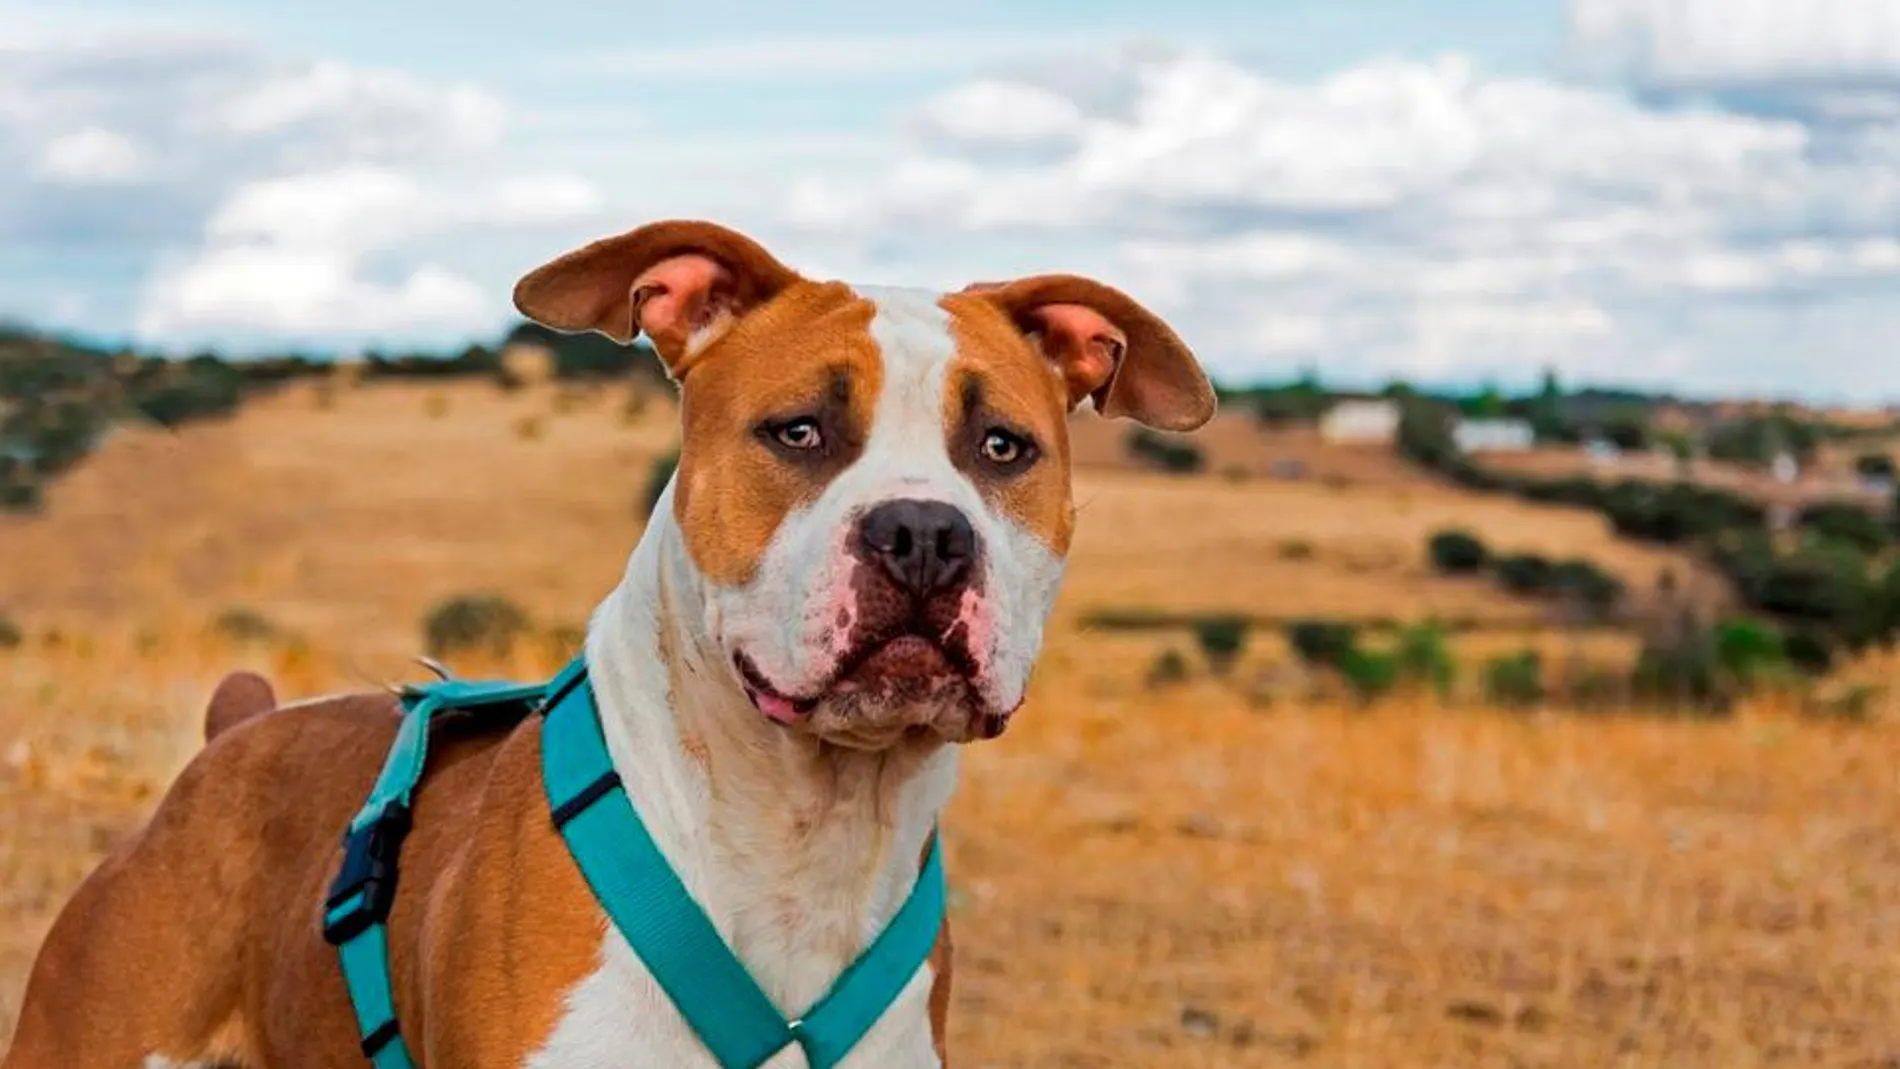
[204,671,278,743]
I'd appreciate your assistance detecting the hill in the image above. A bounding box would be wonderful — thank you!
[2,378,1897,1065]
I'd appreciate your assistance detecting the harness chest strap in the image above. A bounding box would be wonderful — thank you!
[322,659,947,1069]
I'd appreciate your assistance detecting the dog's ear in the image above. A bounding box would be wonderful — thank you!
[512,220,803,373]
[959,275,1216,432]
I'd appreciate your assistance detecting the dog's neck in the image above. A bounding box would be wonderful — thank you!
[583,498,957,1015]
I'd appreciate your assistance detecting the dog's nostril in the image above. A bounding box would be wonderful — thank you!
[857,498,978,597]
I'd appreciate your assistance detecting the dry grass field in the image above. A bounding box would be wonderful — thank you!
[4,378,1899,1066]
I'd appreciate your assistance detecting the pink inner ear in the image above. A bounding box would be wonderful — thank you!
[630,254,733,343]
[1032,303,1126,405]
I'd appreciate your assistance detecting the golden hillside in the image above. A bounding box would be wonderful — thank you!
[3,378,1897,1066]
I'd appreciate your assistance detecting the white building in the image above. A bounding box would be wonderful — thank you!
[1453,418,1535,454]
[1319,399,1400,444]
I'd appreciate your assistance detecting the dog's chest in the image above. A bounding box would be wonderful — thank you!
[523,930,941,1068]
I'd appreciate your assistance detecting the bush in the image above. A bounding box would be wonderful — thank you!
[1854,452,1895,480]
[1712,618,1788,687]
[424,594,530,658]
[1784,628,1836,674]
[0,614,20,649]
[1146,649,1191,689]
[1427,529,1488,574]
[1189,614,1252,676]
[1550,559,1626,616]
[1336,647,1401,704]
[0,476,41,513]
[1285,619,1360,668]
[212,607,277,643]
[1125,428,1205,474]
[1631,627,1727,713]
[1392,620,1456,697]
[1484,650,1544,708]
[1395,399,1459,468]
[1493,553,1556,596]
[641,449,680,519]
[1797,500,1890,555]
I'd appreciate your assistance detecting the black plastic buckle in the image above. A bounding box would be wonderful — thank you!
[321,801,413,946]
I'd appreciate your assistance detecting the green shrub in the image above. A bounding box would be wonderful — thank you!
[1395,398,1458,468]
[424,593,530,658]
[1631,626,1728,714]
[1854,452,1895,480]
[1392,620,1456,697]
[1427,529,1488,574]
[0,614,20,650]
[1190,614,1252,676]
[1125,428,1205,474]
[0,476,41,513]
[1277,538,1316,561]
[1713,618,1788,687]
[1146,649,1191,689]
[641,449,680,519]
[1285,619,1360,668]
[1797,500,1891,555]
[1337,646,1401,704]
[1493,553,1556,596]
[1484,650,1544,708]
[1549,559,1626,616]
[212,607,277,643]
[1784,628,1836,674]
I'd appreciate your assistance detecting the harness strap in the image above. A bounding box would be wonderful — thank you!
[328,657,947,1069]
[541,664,947,1069]
[323,674,550,1069]
[541,673,794,1068]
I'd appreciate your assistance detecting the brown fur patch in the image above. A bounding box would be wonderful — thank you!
[939,293,1079,554]
[672,281,885,586]
[956,274,1216,432]
[203,670,276,742]
[2,696,603,1066]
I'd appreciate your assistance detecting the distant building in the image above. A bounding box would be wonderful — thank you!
[1859,473,1895,498]
[1453,418,1535,454]
[1583,437,1621,467]
[1319,400,1400,444]
[1770,451,1799,484]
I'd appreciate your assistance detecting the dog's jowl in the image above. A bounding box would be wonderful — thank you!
[3,220,1214,1069]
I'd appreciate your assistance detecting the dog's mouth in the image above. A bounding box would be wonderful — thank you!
[734,633,1008,739]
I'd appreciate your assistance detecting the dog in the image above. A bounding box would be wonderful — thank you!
[3,220,1213,1068]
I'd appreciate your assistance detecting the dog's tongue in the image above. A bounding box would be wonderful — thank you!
[754,691,803,724]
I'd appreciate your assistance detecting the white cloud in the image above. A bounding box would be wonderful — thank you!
[910,80,1087,152]
[139,246,486,338]
[1568,0,1900,90]
[1566,0,1900,130]
[783,46,1900,394]
[0,30,604,347]
[34,125,147,184]
[139,163,601,342]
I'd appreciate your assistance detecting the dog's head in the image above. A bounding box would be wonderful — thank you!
[515,221,1214,750]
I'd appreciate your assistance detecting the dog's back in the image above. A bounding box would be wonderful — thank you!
[2,685,556,1067]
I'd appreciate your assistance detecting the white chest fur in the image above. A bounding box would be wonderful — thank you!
[523,516,955,1069]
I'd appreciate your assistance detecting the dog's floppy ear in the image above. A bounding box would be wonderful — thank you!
[512,220,802,373]
[961,275,1216,432]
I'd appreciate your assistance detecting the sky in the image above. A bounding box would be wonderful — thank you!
[3,0,1899,399]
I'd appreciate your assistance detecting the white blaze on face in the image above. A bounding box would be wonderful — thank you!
[700,286,1066,715]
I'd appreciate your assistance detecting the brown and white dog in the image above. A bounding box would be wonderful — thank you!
[3,220,1213,1068]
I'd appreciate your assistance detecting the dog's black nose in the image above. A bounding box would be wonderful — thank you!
[857,499,977,597]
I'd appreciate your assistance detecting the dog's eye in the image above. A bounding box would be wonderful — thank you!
[773,418,824,451]
[980,428,1034,468]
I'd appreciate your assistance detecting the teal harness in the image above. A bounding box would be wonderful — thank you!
[321,657,947,1069]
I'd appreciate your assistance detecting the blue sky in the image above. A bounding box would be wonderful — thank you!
[4,0,1899,399]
